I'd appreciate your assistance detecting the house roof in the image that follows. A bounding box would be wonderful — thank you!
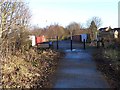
[99,27,108,31]
[99,27,120,32]
[112,28,120,32]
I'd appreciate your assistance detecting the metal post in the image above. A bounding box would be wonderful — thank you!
[70,32,72,51]
[83,39,86,50]
[57,36,58,50]
[71,39,72,51]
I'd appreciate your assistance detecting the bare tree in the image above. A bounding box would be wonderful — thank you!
[0,0,31,56]
[86,16,102,28]
[66,22,80,50]
[66,22,80,37]
[30,26,43,36]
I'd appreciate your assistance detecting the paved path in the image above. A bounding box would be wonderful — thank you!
[53,40,110,88]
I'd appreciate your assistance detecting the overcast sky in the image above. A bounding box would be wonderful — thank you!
[26,0,119,28]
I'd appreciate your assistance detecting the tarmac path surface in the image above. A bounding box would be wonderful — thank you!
[52,40,110,88]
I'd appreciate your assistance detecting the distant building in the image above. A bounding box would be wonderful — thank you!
[72,21,98,42]
[114,30,118,38]
[72,33,90,43]
[99,26,111,32]
[112,28,120,38]
[99,27,120,39]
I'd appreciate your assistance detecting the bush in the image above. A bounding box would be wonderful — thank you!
[103,49,119,61]
[1,49,61,88]
[93,48,120,88]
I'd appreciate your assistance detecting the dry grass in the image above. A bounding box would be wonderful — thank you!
[93,48,120,88]
[0,49,61,88]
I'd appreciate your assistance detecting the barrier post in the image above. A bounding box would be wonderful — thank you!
[70,33,73,51]
[71,39,72,51]
[57,36,59,50]
[83,39,86,50]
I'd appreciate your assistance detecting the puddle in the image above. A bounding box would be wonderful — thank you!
[65,49,83,52]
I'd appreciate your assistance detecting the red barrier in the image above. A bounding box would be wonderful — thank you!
[36,35,46,44]
[36,37,42,44]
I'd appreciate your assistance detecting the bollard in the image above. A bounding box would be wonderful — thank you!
[49,41,52,48]
[71,39,72,51]
[83,39,86,50]
[57,36,59,50]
